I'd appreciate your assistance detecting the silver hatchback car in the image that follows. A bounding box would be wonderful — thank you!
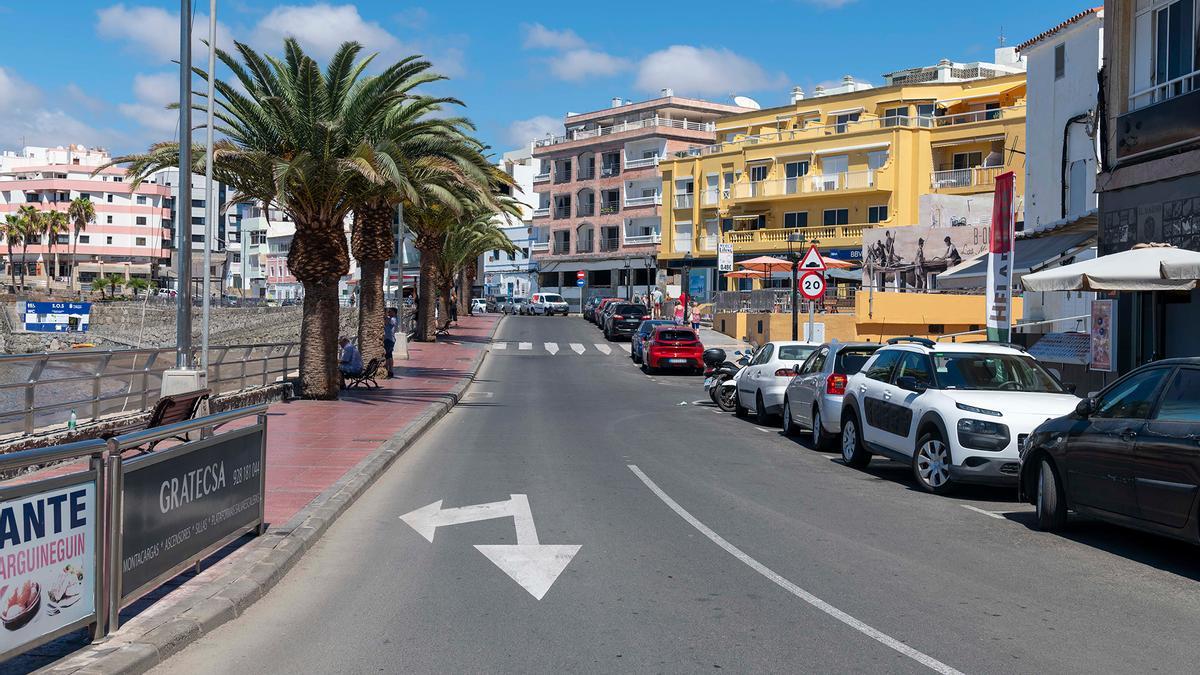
[782,342,880,449]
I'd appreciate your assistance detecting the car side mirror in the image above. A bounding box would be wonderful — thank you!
[1065,383,1078,394]
[1075,397,1096,418]
[794,363,803,374]
[896,375,925,393]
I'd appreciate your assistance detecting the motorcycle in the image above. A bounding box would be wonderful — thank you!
[702,348,750,412]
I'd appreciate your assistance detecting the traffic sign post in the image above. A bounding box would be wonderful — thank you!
[799,245,827,272]
[800,271,825,343]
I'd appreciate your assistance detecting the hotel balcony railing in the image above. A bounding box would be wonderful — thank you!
[533,207,550,218]
[531,241,550,252]
[729,170,876,200]
[576,240,595,254]
[673,193,694,209]
[554,206,572,219]
[673,106,1025,158]
[600,203,620,215]
[533,171,551,183]
[722,223,869,251]
[624,233,661,245]
[577,166,596,180]
[552,240,571,254]
[1129,68,1200,111]
[533,116,716,148]
[930,166,1005,191]
[702,188,719,206]
[554,172,572,184]
[624,194,661,207]
[577,204,595,217]
[600,164,621,178]
[599,237,620,252]
[624,155,661,169]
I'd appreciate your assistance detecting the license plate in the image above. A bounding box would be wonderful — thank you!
[668,358,688,364]
[703,377,714,388]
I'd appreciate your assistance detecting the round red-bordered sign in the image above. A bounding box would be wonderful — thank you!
[799,272,825,301]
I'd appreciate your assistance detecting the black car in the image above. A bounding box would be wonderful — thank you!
[582,296,605,322]
[603,303,650,340]
[1020,358,1200,542]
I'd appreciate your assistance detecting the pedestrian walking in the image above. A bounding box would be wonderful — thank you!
[651,287,664,318]
[690,300,701,330]
[384,307,398,379]
[673,299,684,324]
[449,291,459,323]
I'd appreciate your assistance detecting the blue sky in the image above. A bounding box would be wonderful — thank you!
[0,0,1094,158]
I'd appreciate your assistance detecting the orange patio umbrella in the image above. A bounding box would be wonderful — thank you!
[736,256,793,275]
[724,270,771,278]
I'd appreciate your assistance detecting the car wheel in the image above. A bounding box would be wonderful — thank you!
[782,398,798,437]
[1035,459,1067,531]
[841,415,870,468]
[755,392,775,426]
[810,405,831,451]
[734,391,749,418]
[913,431,955,495]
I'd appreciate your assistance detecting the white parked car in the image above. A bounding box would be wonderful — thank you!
[782,342,881,449]
[529,292,569,316]
[470,298,487,314]
[838,338,1080,494]
[734,341,820,425]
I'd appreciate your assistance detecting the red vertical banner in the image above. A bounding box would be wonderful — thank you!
[986,172,1016,341]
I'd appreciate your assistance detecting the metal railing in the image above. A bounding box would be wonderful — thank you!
[534,116,715,148]
[577,204,595,217]
[729,170,876,199]
[600,164,621,177]
[624,194,661,207]
[1129,69,1200,110]
[576,240,595,254]
[714,288,856,314]
[624,155,661,169]
[554,206,572,219]
[532,207,550,218]
[624,233,661,245]
[599,237,620,252]
[930,166,1006,190]
[533,171,551,183]
[554,172,572,184]
[600,203,620,215]
[723,223,869,250]
[552,240,571,254]
[673,193,694,208]
[531,241,550,252]
[0,342,298,436]
[577,166,596,180]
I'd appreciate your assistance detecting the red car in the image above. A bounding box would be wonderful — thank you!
[642,326,704,373]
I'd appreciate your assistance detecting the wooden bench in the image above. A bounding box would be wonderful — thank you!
[343,358,382,389]
[102,388,212,454]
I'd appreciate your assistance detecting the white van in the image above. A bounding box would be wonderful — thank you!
[529,293,569,316]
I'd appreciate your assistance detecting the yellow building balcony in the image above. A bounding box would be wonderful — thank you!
[727,170,881,204]
[722,223,870,254]
[929,165,1010,194]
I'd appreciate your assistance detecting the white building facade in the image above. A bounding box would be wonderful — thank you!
[482,147,540,300]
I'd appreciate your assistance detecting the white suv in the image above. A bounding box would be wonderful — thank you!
[838,338,1080,494]
[529,293,569,316]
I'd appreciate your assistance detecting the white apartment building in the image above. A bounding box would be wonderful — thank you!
[0,144,172,288]
[482,147,540,299]
[148,167,236,255]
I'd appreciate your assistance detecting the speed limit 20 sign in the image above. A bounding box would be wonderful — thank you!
[799,272,825,301]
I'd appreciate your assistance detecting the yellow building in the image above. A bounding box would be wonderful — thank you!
[658,59,1028,293]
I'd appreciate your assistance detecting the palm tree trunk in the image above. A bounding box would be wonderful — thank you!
[439,283,453,330]
[70,234,77,292]
[415,246,440,341]
[298,278,341,400]
[6,241,14,291]
[355,259,386,374]
[46,243,54,295]
[458,269,472,316]
[19,243,27,291]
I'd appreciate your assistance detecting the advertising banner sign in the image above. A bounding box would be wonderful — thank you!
[19,302,91,333]
[717,243,734,272]
[120,427,264,600]
[1090,299,1115,372]
[0,480,96,657]
[986,172,1016,341]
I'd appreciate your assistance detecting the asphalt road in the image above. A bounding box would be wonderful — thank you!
[154,315,1200,674]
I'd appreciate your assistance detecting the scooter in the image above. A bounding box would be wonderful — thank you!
[702,348,750,411]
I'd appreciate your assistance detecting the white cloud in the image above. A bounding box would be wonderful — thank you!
[549,49,630,82]
[521,23,585,51]
[0,67,121,150]
[504,115,561,147]
[117,72,178,137]
[252,3,399,60]
[62,84,107,113]
[96,4,233,63]
[635,46,787,97]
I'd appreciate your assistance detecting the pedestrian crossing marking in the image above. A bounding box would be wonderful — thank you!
[544,342,559,355]
[519,342,532,350]
[594,344,612,355]
[493,342,508,350]
[569,343,585,354]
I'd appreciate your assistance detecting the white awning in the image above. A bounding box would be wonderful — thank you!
[1022,245,1200,292]
[936,92,1004,107]
[827,106,865,115]
[931,135,1005,149]
[813,142,890,156]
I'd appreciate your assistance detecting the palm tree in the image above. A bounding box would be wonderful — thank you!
[67,197,95,292]
[43,210,68,295]
[99,273,125,299]
[127,277,152,298]
[2,215,24,291]
[17,206,43,293]
[107,40,475,399]
[436,211,517,327]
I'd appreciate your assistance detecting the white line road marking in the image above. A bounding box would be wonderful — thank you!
[594,344,612,355]
[754,427,772,433]
[961,505,1005,520]
[617,343,632,353]
[493,342,508,350]
[519,342,533,350]
[628,465,965,675]
[544,342,560,355]
[570,343,585,354]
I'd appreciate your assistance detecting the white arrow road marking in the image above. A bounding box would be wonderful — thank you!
[544,342,559,355]
[400,494,579,600]
[493,342,508,350]
[569,343,585,354]
[594,344,612,355]
[518,342,532,350]
[628,465,965,675]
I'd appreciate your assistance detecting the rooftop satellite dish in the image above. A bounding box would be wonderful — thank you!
[732,95,761,110]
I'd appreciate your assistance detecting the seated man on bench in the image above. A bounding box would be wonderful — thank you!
[338,336,363,389]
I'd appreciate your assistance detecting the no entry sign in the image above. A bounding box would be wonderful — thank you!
[800,272,825,301]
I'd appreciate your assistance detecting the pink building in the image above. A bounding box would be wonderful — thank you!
[530,92,747,308]
[0,145,172,288]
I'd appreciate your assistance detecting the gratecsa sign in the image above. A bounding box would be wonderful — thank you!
[120,427,264,599]
[0,481,96,656]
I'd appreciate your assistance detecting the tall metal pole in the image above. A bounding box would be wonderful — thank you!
[201,0,216,372]
[394,204,409,360]
[175,0,193,368]
[791,258,799,341]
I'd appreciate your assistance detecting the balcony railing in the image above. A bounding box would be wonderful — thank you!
[1129,69,1200,111]
[533,116,717,148]
[533,207,550,218]
[531,241,550,252]
[554,206,572,219]
[722,223,869,250]
[702,188,719,206]
[554,172,572,184]
[624,194,662,207]
[577,204,595,217]
[698,234,718,251]
[624,155,661,169]
[600,164,621,178]
[673,106,1025,158]
[624,233,661,245]
[533,171,551,183]
[577,166,596,180]
[673,193,694,209]
[576,240,595,254]
[552,240,571,254]
[599,237,620,252]
[729,170,876,200]
[930,166,1005,190]
[600,203,620,215]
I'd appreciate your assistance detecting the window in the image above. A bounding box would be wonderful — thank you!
[106,194,113,203]
[112,177,122,182]
[78,235,90,244]
[753,344,775,365]
[1095,367,1172,419]
[867,150,889,171]
[1054,44,1066,79]
[882,107,907,127]
[953,152,983,170]
[1154,1,1196,93]
[834,112,860,133]
[823,209,849,226]
[784,212,808,228]
[835,347,879,375]
[801,347,828,374]
[191,216,204,225]
[778,344,817,363]
[105,236,113,245]
[894,352,934,389]
[192,199,205,208]
[55,234,69,245]
[868,205,888,223]
[1153,368,1200,420]
[106,216,113,224]
[79,193,90,201]
[917,103,936,127]
[784,161,808,193]
[136,195,147,205]
[136,216,147,225]
[865,351,902,382]
[591,269,612,285]
[191,234,204,243]
[749,164,768,182]
[135,237,147,246]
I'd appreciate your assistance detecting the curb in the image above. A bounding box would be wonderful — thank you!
[39,317,504,675]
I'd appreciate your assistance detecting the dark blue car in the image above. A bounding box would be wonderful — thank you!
[630,320,675,363]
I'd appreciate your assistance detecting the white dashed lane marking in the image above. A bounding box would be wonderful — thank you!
[544,342,560,355]
[518,342,533,350]
[594,344,612,355]
[570,343,585,354]
[493,342,508,350]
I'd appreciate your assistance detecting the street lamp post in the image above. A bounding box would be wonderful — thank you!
[809,239,821,342]
[643,255,652,305]
[787,232,804,341]
[623,256,631,301]
[682,252,693,323]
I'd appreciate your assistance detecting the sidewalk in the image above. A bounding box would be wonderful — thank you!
[23,313,501,675]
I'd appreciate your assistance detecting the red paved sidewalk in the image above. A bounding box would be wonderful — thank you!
[261,314,497,524]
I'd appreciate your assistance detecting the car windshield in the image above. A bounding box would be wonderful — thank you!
[931,352,1065,393]
[614,304,647,315]
[835,348,879,375]
[657,330,697,342]
[639,321,671,334]
[541,294,563,303]
[778,345,816,362]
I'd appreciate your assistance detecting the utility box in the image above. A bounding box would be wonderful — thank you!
[161,369,207,396]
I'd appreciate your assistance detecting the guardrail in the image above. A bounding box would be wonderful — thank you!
[0,342,298,437]
[0,405,267,662]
